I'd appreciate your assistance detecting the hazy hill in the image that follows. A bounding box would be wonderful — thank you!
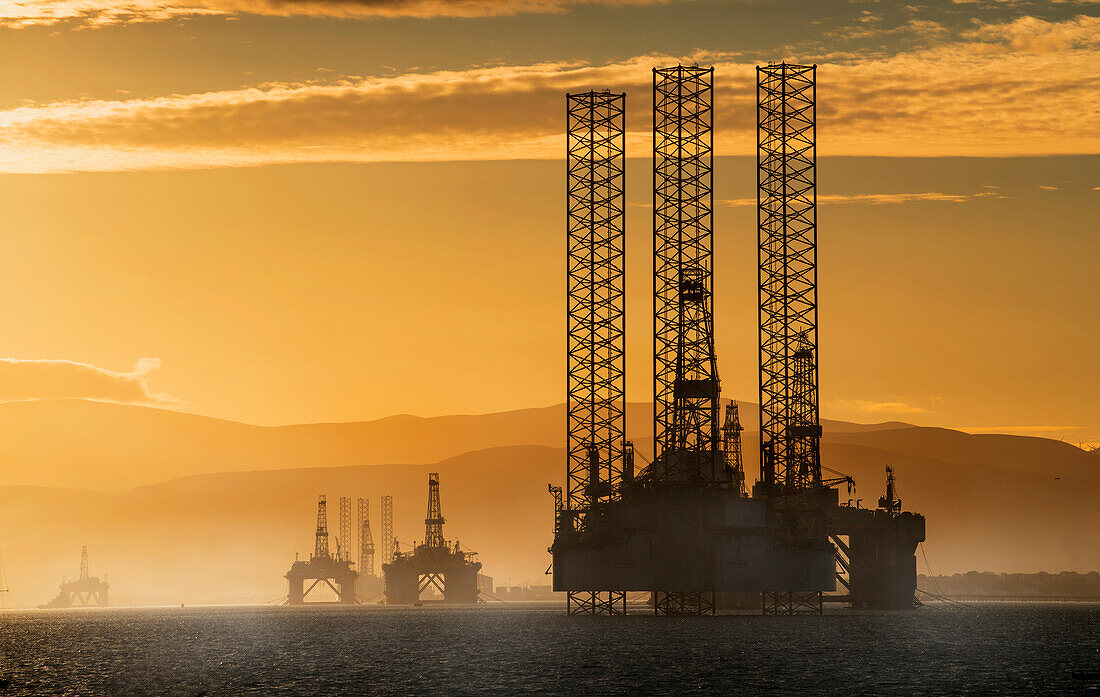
[0,398,1096,607]
[0,399,905,491]
[0,446,560,607]
[1,438,1097,607]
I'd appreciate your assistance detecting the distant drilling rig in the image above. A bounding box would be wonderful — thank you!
[286,495,358,604]
[382,473,482,604]
[42,546,109,608]
[285,493,387,604]
[550,63,926,615]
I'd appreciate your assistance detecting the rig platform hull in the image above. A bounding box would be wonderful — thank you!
[553,489,836,595]
[830,507,926,610]
[553,486,926,611]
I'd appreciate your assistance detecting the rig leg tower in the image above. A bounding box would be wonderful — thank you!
[555,89,628,615]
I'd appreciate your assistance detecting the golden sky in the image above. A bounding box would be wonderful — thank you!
[0,0,1097,441]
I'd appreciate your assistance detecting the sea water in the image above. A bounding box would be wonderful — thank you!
[0,603,1096,696]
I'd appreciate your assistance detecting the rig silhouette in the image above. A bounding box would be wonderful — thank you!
[42,546,109,608]
[286,495,357,604]
[382,473,482,604]
[550,63,926,615]
[285,494,386,605]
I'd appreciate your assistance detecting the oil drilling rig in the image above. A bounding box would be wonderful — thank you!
[286,495,358,605]
[550,63,925,615]
[41,546,109,608]
[382,473,482,604]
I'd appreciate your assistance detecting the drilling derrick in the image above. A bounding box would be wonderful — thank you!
[358,498,375,577]
[339,496,353,563]
[382,474,482,604]
[756,63,822,493]
[722,401,747,497]
[354,497,383,600]
[648,65,724,485]
[425,473,446,549]
[380,495,394,566]
[286,494,357,604]
[557,90,628,615]
[315,495,330,559]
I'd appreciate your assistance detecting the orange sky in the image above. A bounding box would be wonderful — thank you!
[0,0,1097,443]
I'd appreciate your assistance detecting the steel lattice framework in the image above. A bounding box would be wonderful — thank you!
[314,495,330,559]
[339,496,353,562]
[565,91,626,514]
[757,63,822,491]
[380,495,394,566]
[652,65,720,482]
[425,472,446,549]
[358,497,375,576]
[722,401,747,497]
[79,545,90,582]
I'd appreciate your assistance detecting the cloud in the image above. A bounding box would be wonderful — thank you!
[832,399,931,415]
[0,0,668,27]
[0,357,180,406]
[829,17,950,41]
[719,191,1005,207]
[1,14,1098,172]
[963,14,1100,52]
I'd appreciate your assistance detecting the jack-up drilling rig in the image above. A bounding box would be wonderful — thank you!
[550,63,926,615]
[285,495,358,605]
[382,473,482,604]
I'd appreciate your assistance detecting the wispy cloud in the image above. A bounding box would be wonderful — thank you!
[0,357,181,406]
[832,398,932,415]
[0,0,669,27]
[1,14,1098,172]
[719,191,1006,207]
[963,14,1100,52]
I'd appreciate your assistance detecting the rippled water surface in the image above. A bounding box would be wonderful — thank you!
[0,603,1097,696]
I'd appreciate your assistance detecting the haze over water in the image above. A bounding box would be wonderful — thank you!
[0,604,1096,696]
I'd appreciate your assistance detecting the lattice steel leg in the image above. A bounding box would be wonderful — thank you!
[762,591,823,615]
[567,591,627,616]
[654,591,715,616]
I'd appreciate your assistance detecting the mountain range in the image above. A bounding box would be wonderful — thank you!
[0,399,1095,607]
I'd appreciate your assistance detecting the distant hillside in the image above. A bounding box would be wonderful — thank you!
[0,398,1095,606]
[0,399,906,491]
[0,446,561,607]
[1,438,1097,607]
